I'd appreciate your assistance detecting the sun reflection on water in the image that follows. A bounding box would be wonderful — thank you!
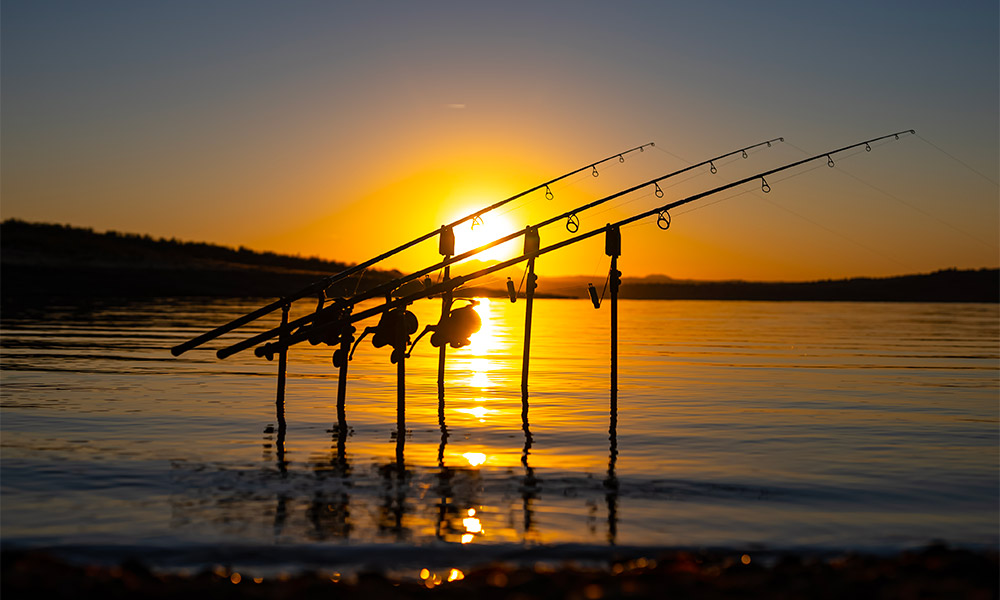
[465,298,494,352]
[462,452,487,467]
[460,508,482,544]
[455,405,494,422]
[467,358,493,388]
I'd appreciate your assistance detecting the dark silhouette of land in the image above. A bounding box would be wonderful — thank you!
[1,220,403,300]
[2,220,996,302]
[619,269,999,302]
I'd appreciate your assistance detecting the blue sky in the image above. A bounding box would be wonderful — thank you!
[3,1,997,279]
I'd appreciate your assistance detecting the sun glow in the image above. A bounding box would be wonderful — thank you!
[453,212,518,263]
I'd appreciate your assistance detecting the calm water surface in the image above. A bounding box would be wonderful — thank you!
[2,298,997,571]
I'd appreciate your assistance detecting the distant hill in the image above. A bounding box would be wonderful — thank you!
[475,270,998,303]
[619,269,999,302]
[1,220,400,300]
[2,220,996,302]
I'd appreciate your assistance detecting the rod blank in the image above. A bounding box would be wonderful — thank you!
[171,142,655,356]
[263,130,914,356]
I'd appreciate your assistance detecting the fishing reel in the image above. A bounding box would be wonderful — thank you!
[407,300,482,356]
[304,303,350,347]
[349,307,419,364]
[331,324,356,368]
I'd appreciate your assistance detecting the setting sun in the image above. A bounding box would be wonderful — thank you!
[452,210,519,263]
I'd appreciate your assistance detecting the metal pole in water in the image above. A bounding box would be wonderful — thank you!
[437,227,455,398]
[396,306,407,433]
[606,225,621,408]
[520,257,537,398]
[336,321,350,425]
[276,303,289,407]
[520,226,541,399]
[437,267,452,396]
[610,255,619,407]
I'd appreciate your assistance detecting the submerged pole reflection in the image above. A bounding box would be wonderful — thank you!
[435,385,452,540]
[379,393,410,540]
[521,392,538,540]
[605,397,619,545]
[267,393,290,537]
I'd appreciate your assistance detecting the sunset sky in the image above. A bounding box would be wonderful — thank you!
[2,1,997,282]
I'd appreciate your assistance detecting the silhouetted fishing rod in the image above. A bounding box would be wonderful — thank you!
[217,137,783,359]
[260,130,914,357]
[170,143,654,357]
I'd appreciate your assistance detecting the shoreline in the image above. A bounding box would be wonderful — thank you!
[4,544,996,599]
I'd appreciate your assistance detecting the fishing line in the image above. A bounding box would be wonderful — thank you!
[626,159,829,220]
[653,144,692,166]
[653,140,771,168]
[748,188,914,271]
[668,160,833,218]
[588,235,609,278]
[600,260,611,304]
[549,139,788,246]
[628,158,915,270]
[494,146,650,222]
[916,134,999,187]
[495,156,636,221]
[589,151,754,222]
[499,158,629,222]
[352,269,367,295]
[836,165,999,251]
[787,140,998,251]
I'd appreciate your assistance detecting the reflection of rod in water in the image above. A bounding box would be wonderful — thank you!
[268,131,913,357]
[435,384,450,540]
[605,397,619,545]
[437,385,449,468]
[521,392,537,540]
[380,412,408,539]
[333,412,349,479]
[170,143,654,357]
[271,397,289,535]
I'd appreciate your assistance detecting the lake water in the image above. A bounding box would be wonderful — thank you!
[1,298,997,573]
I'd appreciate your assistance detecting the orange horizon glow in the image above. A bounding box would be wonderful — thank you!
[239,142,998,283]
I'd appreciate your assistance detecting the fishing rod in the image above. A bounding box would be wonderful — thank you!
[216,137,784,359]
[258,130,914,358]
[169,142,655,357]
